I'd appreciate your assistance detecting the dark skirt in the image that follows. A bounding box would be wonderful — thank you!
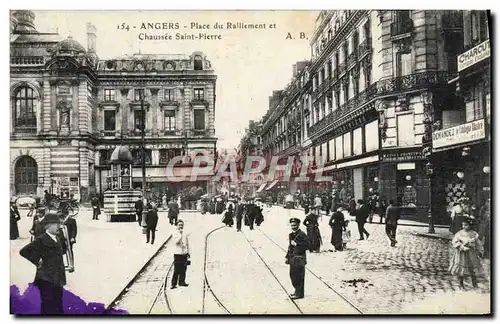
[330,226,343,251]
[222,213,234,226]
[10,219,19,240]
[306,225,322,252]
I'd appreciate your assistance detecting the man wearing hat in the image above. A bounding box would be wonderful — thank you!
[19,211,68,314]
[285,217,309,299]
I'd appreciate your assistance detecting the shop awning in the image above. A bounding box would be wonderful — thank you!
[256,183,267,193]
[266,180,279,190]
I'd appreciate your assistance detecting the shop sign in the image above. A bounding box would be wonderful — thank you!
[381,151,424,162]
[457,40,490,72]
[432,119,485,149]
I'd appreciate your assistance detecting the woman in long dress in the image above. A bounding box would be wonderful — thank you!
[10,198,21,240]
[222,204,234,227]
[449,216,483,289]
[329,207,345,251]
[303,211,322,252]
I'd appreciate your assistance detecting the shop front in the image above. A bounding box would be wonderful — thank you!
[432,119,490,221]
[378,148,429,222]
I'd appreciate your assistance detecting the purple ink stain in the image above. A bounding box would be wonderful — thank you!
[10,284,129,315]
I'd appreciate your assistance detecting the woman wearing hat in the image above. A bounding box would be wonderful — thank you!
[449,216,484,290]
[303,210,322,253]
[10,197,21,240]
[19,211,68,314]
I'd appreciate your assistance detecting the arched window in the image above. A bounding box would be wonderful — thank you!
[194,55,203,70]
[13,86,37,132]
[14,156,38,195]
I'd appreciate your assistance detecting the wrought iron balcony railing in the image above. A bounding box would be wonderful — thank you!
[390,19,414,37]
[347,51,358,68]
[358,37,372,58]
[309,71,448,136]
[338,62,347,76]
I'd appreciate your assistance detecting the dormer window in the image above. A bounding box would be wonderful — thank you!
[194,55,203,70]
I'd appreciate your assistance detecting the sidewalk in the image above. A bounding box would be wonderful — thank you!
[10,209,177,309]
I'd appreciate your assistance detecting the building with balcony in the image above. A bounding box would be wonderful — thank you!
[430,10,490,218]
[260,61,311,195]
[236,120,264,196]
[10,10,217,201]
[307,10,466,221]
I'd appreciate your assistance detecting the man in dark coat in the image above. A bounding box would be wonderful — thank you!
[91,195,100,220]
[168,199,180,226]
[145,203,159,244]
[135,196,144,226]
[254,204,264,226]
[10,197,21,240]
[355,199,370,240]
[285,218,309,299]
[245,202,256,230]
[19,212,67,314]
[234,201,244,232]
[385,198,401,247]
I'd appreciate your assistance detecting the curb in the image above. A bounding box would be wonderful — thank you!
[414,233,452,241]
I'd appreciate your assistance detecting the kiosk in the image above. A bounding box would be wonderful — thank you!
[103,145,142,222]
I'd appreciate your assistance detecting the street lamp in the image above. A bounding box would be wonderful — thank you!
[139,89,147,199]
[426,162,435,234]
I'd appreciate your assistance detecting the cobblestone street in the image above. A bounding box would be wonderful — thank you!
[259,207,491,314]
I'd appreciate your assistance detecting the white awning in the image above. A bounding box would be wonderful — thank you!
[256,183,267,193]
[266,180,279,190]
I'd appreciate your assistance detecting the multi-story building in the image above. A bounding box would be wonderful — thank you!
[430,10,490,218]
[10,10,217,201]
[236,120,264,195]
[261,61,311,194]
[306,10,468,222]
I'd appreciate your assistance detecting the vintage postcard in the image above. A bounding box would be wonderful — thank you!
[9,9,491,315]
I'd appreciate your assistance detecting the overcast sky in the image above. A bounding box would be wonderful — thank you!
[31,10,317,150]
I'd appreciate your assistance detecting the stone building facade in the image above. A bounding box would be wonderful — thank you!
[10,10,217,201]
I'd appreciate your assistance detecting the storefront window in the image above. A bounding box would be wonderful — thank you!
[396,163,417,207]
[365,120,379,152]
[353,127,363,155]
[343,132,352,157]
[329,139,335,161]
[335,136,343,160]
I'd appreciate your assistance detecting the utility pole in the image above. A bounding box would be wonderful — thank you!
[140,90,147,198]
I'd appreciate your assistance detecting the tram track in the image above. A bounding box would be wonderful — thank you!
[104,235,173,315]
[255,227,364,314]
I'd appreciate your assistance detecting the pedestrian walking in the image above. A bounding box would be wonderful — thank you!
[171,219,190,289]
[10,197,21,240]
[245,202,256,230]
[355,199,370,240]
[285,218,308,300]
[379,199,388,224]
[91,194,100,220]
[385,199,401,247]
[313,194,323,221]
[449,216,483,289]
[134,196,144,226]
[222,204,234,227]
[235,200,244,232]
[19,211,68,314]
[342,219,351,250]
[303,211,322,253]
[145,203,159,244]
[478,198,491,258]
[329,207,345,251]
[30,207,46,241]
[168,199,180,226]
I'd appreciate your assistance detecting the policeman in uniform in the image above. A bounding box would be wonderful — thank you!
[285,217,309,300]
[19,211,68,314]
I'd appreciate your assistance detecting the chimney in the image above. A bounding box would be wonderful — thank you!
[86,22,97,52]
